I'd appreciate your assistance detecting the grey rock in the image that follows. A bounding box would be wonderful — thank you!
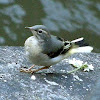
[0,46,100,100]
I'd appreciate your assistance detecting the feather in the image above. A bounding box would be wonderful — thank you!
[69,37,93,54]
[69,46,93,54]
[46,37,71,58]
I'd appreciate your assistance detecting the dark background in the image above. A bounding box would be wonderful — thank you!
[0,0,100,53]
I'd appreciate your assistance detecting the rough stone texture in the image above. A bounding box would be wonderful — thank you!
[0,46,100,100]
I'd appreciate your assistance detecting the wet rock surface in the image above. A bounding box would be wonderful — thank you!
[0,46,100,100]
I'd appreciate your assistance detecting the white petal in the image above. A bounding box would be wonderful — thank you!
[88,64,94,70]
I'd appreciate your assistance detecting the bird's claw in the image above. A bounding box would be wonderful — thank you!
[20,68,34,73]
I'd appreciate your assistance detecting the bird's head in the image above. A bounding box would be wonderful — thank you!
[25,25,51,40]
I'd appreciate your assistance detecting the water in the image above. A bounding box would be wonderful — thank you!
[0,0,100,52]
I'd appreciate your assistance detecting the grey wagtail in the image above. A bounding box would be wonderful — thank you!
[20,25,93,73]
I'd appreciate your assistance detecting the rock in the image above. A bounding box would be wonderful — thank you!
[0,46,100,100]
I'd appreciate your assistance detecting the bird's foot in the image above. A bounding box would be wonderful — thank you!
[20,65,35,73]
[20,68,34,73]
[20,66,50,74]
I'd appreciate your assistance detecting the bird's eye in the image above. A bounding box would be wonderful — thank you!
[38,30,42,33]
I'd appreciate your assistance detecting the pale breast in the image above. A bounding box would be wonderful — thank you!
[24,36,41,56]
[24,36,49,65]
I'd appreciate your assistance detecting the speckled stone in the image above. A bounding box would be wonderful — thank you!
[0,46,100,100]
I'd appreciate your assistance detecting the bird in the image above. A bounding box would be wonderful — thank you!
[20,25,93,74]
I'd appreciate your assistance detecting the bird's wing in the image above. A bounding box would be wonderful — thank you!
[43,37,92,58]
[43,36,71,58]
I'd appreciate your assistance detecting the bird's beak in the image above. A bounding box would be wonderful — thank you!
[25,27,36,33]
[25,26,32,29]
[25,26,37,36]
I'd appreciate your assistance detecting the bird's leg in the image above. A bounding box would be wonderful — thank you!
[31,66,50,74]
[20,65,35,73]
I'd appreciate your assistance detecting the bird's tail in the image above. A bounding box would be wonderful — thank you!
[68,37,93,54]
